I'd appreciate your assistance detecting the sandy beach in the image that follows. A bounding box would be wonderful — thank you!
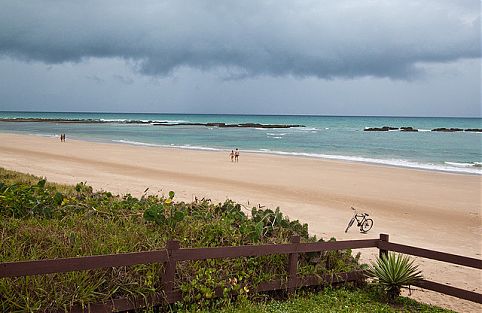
[0,132,480,312]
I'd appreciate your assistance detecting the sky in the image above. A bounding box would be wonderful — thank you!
[0,0,480,117]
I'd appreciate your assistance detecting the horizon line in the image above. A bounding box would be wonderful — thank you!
[0,110,480,119]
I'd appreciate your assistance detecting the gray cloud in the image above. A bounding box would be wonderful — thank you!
[0,0,480,79]
[113,74,134,85]
[85,74,104,84]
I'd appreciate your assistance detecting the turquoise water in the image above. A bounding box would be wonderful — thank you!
[0,111,481,174]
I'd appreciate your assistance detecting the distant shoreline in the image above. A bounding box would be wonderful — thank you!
[0,118,304,129]
[1,130,480,175]
[1,118,480,132]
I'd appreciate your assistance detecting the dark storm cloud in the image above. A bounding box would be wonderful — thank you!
[0,0,479,79]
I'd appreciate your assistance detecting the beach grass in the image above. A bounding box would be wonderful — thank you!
[0,167,76,194]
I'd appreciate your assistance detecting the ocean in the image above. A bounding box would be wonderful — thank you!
[0,111,481,175]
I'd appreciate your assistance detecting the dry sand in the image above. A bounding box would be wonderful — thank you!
[0,133,480,312]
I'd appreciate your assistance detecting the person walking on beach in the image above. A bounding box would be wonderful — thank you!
[234,148,239,162]
[230,150,235,162]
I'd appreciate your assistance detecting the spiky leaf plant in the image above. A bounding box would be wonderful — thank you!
[368,253,423,302]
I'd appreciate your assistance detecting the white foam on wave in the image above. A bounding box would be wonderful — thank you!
[112,139,221,151]
[285,127,319,134]
[179,144,221,151]
[153,120,190,124]
[296,127,319,131]
[248,150,482,175]
[100,118,128,122]
[32,133,59,138]
[100,119,190,124]
[112,139,161,147]
[444,161,482,168]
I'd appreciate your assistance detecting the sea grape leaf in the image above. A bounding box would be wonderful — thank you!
[255,221,264,238]
[53,192,63,205]
[37,179,46,188]
[173,210,185,222]
[144,204,166,225]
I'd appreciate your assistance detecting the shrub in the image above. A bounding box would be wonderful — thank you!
[368,252,422,302]
[0,169,362,311]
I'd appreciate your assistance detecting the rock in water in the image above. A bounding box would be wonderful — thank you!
[432,128,463,132]
[400,127,418,132]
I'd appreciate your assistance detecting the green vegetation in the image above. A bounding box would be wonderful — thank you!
[0,168,359,312]
[0,168,449,312]
[193,287,453,313]
[368,253,423,302]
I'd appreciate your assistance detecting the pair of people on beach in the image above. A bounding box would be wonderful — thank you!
[60,134,66,142]
[230,148,240,162]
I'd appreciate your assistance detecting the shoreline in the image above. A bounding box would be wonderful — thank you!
[0,132,481,312]
[112,139,482,176]
[8,130,482,176]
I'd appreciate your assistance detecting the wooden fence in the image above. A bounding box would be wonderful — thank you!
[1,234,481,312]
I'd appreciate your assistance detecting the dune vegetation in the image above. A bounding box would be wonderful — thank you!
[0,168,449,312]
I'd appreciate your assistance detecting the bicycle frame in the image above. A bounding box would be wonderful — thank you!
[345,207,373,233]
[353,213,368,226]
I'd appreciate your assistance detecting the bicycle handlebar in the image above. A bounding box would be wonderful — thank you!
[350,207,369,217]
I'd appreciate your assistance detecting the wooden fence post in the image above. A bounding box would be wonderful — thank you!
[162,240,180,304]
[287,235,300,294]
[379,234,389,259]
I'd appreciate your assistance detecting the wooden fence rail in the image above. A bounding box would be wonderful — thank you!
[378,234,482,304]
[0,250,168,278]
[379,241,482,269]
[1,234,481,312]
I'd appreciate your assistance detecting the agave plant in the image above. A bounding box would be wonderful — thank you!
[368,253,423,302]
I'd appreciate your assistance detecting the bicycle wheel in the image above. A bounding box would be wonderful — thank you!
[345,217,355,233]
[360,219,373,233]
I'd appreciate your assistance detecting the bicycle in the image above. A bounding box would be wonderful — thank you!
[345,207,373,233]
